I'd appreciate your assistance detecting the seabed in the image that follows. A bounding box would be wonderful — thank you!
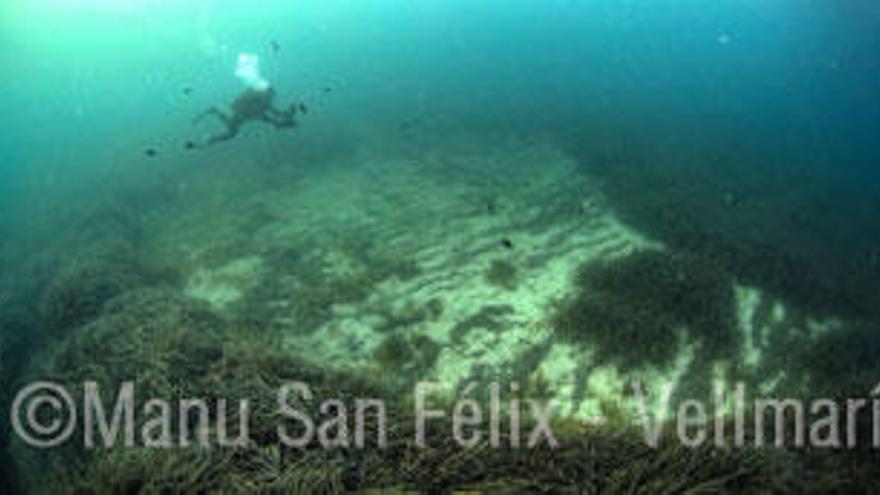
[3,132,877,493]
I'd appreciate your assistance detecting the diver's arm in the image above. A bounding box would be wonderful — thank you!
[191,115,242,149]
[194,127,238,149]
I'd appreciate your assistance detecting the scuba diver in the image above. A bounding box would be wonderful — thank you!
[191,86,300,149]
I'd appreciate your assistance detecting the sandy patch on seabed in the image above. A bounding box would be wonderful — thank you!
[150,134,841,422]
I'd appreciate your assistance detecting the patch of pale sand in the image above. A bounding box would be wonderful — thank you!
[150,134,847,422]
[184,256,265,311]
[282,196,843,421]
[284,317,381,372]
[240,138,669,419]
[261,139,609,375]
[738,286,764,369]
[272,163,656,419]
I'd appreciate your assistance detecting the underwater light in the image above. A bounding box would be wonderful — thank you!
[3,0,198,43]
[235,52,270,91]
[25,0,162,15]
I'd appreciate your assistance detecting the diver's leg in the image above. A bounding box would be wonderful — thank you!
[196,123,240,148]
[193,106,235,127]
[191,107,242,148]
[193,106,220,125]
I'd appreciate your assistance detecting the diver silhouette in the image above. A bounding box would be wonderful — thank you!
[191,86,299,149]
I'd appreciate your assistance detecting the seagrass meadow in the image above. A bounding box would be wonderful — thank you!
[2,0,880,493]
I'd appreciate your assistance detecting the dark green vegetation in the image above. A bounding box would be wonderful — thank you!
[554,250,739,371]
[803,324,880,397]
[372,332,442,389]
[40,252,152,333]
[754,318,880,400]
[6,284,865,494]
[374,331,441,371]
[13,288,396,493]
[1,247,809,494]
[484,259,518,291]
[567,136,880,321]
[3,201,880,492]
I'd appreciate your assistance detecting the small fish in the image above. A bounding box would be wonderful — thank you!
[501,238,514,250]
[270,40,280,53]
[181,86,194,96]
[299,103,308,114]
[184,141,197,150]
[144,148,158,157]
[324,86,332,93]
